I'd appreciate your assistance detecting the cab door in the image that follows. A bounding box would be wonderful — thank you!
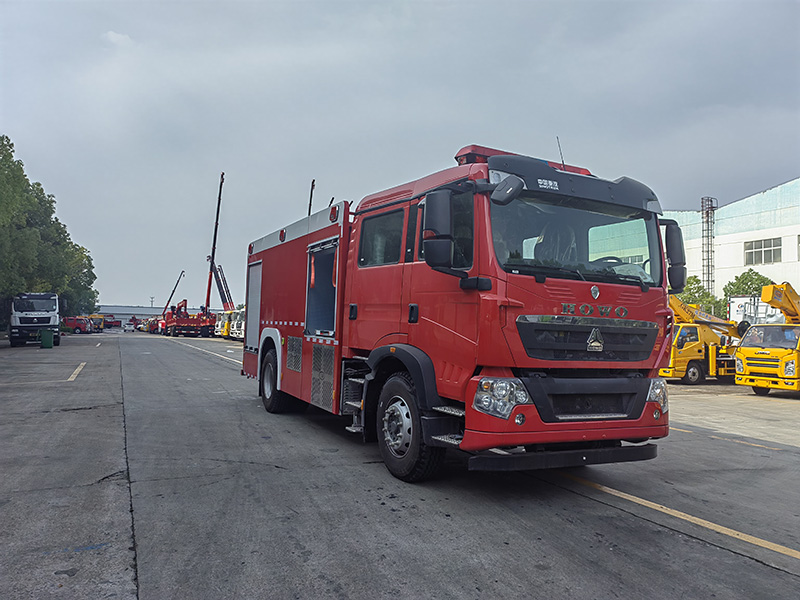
[403,192,480,401]
[345,207,407,350]
[676,325,703,365]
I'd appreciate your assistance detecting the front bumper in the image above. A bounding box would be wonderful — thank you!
[736,375,800,392]
[469,442,657,471]
[10,325,59,341]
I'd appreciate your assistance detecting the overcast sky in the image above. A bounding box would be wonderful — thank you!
[2,0,798,307]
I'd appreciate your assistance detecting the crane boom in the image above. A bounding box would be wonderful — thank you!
[204,172,225,313]
[162,270,185,316]
[669,295,745,338]
[761,282,800,324]
[213,264,235,311]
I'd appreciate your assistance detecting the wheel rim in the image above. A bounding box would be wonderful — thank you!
[263,363,275,398]
[688,366,699,382]
[382,395,413,458]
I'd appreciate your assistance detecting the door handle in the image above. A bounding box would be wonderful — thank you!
[349,304,357,320]
[408,304,419,324]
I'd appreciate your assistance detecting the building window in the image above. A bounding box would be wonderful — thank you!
[744,238,781,265]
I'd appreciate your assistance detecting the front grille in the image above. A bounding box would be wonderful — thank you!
[520,373,649,423]
[20,317,50,325]
[552,394,625,420]
[516,315,658,362]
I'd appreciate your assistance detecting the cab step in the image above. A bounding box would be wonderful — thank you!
[431,434,463,447]
[432,405,465,418]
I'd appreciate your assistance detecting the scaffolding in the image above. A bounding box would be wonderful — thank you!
[701,196,717,295]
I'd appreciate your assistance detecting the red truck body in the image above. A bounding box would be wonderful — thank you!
[163,299,205,337]
[63,316,92,334]
[242,145,686,481]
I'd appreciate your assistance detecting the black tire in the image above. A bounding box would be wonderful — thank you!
[682,361,705,385]
[74,327,81,334]
[260,349,294,413]
[9,339,22,347]
[752,386,771,396]
[53,335,60,347]
[377,372,445,482]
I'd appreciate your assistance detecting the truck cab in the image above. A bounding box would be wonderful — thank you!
[735,282,800,395]
[9,293,61,346]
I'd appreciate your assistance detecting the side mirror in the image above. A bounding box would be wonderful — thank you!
[423,190,454,269]
[423,190,452,237]
[662,219,686,293]
[490,175,524,205]
[423,238,453,269]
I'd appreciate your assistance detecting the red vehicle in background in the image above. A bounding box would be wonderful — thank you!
[242,145,687,481]
[104,314,122,329]
[63,316,92,334]
[163,299,204,337]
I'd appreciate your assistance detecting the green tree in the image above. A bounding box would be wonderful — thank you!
[722,268,774,299]
[0,135,98,328]
[677,276,726,317]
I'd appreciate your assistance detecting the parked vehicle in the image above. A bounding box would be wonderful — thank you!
[229,308,245,340]
[163,299,204,337]
[659,295,748,384]
[735,282,800,395]
[63,316,92,334]
[9,293,61,346]
[215,310,233,338]
[88,313,105,332]
[242,144,686,481]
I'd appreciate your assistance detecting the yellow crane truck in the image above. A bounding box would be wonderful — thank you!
[734,282,800,395]
[660,295,748,384]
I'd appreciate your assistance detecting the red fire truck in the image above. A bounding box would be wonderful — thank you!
[242,145,687,481]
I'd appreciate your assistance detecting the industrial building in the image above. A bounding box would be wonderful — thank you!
[663,177,800,297]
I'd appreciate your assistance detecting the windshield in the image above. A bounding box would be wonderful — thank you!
[13,298,57,312]
[490,192,663,287]
[740,325,800,350]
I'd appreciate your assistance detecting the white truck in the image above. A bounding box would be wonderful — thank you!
[9,293,61,347]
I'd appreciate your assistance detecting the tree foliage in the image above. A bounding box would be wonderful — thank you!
[678,276,726,317]
[722,268,774,299]
[1,135,98,328]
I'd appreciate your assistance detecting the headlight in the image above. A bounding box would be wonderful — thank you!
[646,378,668,414]
[473,377,532,419]
[735,357,743,373]
[785,360,795,377]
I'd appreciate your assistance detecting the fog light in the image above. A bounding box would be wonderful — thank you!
[653,409,661,420]
[515,414,525,426]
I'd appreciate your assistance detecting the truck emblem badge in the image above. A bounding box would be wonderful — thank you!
[591,285,600,299]
[587,328,604,352]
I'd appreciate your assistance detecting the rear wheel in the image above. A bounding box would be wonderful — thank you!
[752,386,771,396]
[377,372,445,482]
[74,327,81,334]
[682,361,705,385]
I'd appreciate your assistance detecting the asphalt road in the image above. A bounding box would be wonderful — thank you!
[1,331,798,599]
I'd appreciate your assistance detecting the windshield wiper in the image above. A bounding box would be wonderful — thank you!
[588,270,651,291]
[506,263,586,283]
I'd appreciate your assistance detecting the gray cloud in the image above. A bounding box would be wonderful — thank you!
[2,0,797,306]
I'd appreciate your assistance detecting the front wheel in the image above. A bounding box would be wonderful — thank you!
[682,361,705,385]
[377,373,445,482]
[752,386,771,396]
